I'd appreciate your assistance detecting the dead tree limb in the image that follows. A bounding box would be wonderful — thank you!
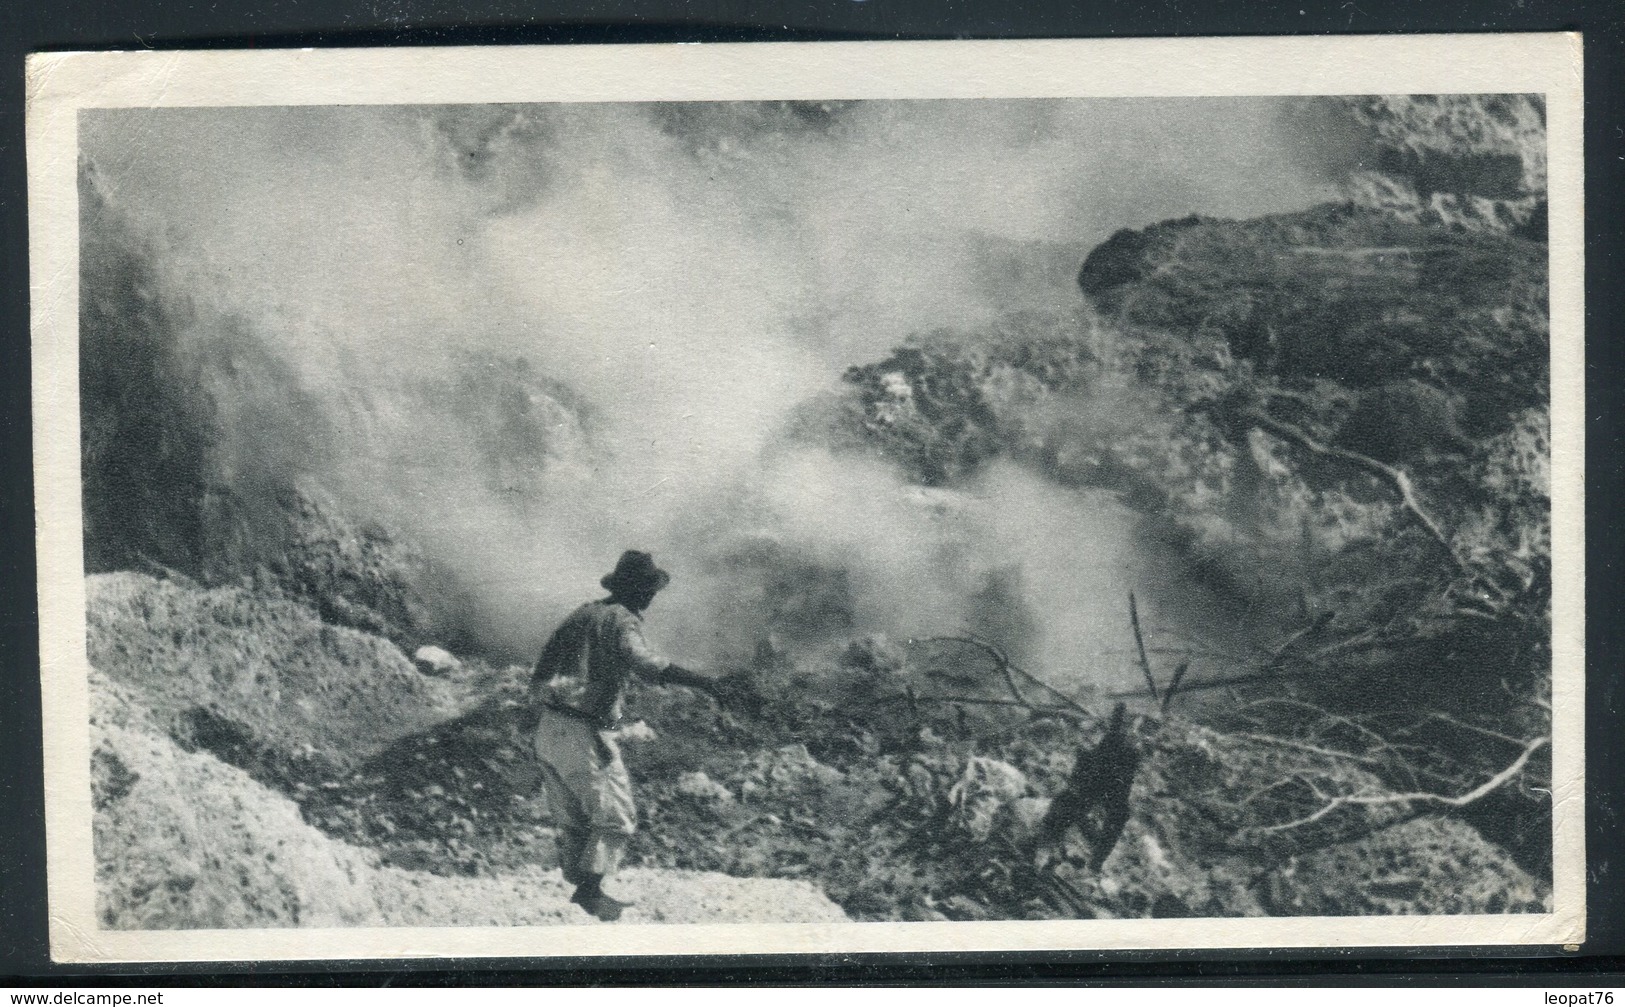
[1232,732,1387,768]
[1107,667,1301,698]
[1240,407,1468,574]
[1263,611,1337,668]
[1008,660,1096,719]
[1400,712,1534,749]
[1160,662,1191,715]
[990,639,1034,711]
[905,693,1088,717]
[1233,697,1397,755]
[1259,735,1550,833]
[1140,645,1257,662]
[910,636,1097,719]
[1127,593,1160,705]
[1110,622,1420,701]
[912,635,1027,709]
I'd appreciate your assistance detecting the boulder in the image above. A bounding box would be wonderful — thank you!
[412,645,462,677]
[947,756,1030,841]
[86,572,458,771]
[676,771,735,805]
[1292,94,1548,236]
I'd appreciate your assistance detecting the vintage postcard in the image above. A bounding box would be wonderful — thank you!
[26,35,1585,962]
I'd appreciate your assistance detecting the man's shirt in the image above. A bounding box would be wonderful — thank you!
[532,599,672,729]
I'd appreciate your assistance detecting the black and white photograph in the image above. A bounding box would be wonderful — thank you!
[26,38,1585,960]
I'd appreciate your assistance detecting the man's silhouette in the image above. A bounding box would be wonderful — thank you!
[529,550,743,921]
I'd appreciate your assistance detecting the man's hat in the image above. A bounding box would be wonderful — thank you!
[601,550,671,596]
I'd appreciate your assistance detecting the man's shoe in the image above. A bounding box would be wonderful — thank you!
[571,880,634,922]
[584,889,634,923]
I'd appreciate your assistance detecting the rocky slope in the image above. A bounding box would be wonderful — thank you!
[617,641,1548,920]
[1287,94,1547,236]
[818,95,1553,876]
[89,572,1546,926]
[93,706,845,929]
[88,573,847,928]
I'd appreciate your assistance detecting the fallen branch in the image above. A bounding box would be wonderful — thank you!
[1160,662,1191,715]
[1259,734,1550,833]
[1127,592,1160,704]
[1104,644,1406,698]
[1238,698,1406,756]
[910,636,1096,718]
[1263,611,1337,668]
[1302,626,1398,663]
[1240,406,1468,573]
[902,693,1089,718]
[1401,712,1534,749]
[1010,670,1095,717]
[1503,677,1552,713]
[912,634,1025,709]
[1238,773,1325,809]
[1232,732,1387,768]
[988,638,1034,711]
[1105,668,1294,699]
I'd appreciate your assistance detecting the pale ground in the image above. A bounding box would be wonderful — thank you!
[93,709,849,929]
[86,572,848,930]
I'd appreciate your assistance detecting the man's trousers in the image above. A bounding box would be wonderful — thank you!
[533,708,637,885]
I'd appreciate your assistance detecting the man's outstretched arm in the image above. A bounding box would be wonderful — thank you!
[656,662,725,693]
[618,613,756,708]
[661,663,763,716]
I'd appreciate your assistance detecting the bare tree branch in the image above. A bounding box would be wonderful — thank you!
[1138,645,1258,662]
[1128,592,1160,704]
[1239,406,1468,574]
[1303,626,1386,663]
[1401,712,1535,749]
[877,690,1089,719]
[910,635,1097,719]
[1233,698,1396,755]
[1231,732,1387,768]
[1263,611,1337,667]
[990,639,1034,711]
[1497,676,1552,718]
[1259,735,1550,833]
[1107,667,1296,698]
[1161,662,1191,715]
[1237,775,1323,809]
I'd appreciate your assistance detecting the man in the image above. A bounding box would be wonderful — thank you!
[530,550,745,922]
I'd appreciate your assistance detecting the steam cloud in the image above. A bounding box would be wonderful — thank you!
[81,98,1334,691]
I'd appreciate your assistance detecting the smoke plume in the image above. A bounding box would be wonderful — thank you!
[80,98,1334,691]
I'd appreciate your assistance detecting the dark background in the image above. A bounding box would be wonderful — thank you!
[2,0,1621,985]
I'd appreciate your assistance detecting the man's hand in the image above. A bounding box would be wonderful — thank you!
[660,663,714,693]
[706,668,766,717]
[662,664,766,716]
